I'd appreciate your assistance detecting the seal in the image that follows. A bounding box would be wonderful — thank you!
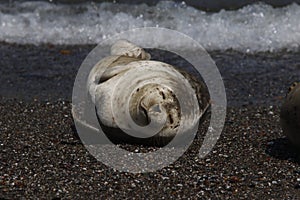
[280,82,300,149]
[86,40,210,146]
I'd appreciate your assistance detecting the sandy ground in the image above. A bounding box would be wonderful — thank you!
[0,43,300,199]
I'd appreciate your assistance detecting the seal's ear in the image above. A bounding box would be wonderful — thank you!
[111,39,151,60]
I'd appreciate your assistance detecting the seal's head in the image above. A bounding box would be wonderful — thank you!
[280,82,300,150]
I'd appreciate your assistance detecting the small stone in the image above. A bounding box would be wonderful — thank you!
[225,185,231,190]
[268,182,272,186]
[268,111,274,115]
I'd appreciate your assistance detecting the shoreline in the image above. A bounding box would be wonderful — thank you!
[0,43,299,106]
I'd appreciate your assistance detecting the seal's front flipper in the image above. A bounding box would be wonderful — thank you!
[110,39,151,60]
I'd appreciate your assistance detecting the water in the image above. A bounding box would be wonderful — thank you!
[0,1,299,52]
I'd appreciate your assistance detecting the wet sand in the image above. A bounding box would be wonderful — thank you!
[0,43,300,199]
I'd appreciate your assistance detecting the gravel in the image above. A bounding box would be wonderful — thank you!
[1,99,300,199]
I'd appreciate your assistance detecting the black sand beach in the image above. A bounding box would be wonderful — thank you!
[1,43,300,199]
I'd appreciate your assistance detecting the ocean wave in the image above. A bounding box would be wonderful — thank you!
[0,1,299,52]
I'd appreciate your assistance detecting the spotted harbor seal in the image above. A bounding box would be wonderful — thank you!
[280,82,300,149]
[86,40,210,145]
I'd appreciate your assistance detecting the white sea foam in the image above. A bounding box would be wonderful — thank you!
[0,1,299,52]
